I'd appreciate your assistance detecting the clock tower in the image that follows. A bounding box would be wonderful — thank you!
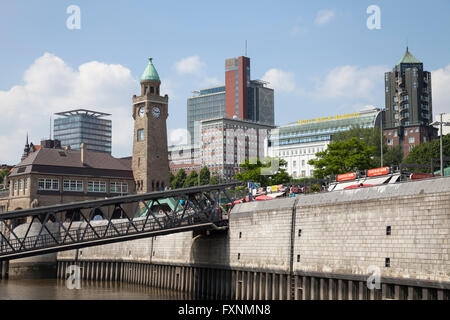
[132,58,169,193]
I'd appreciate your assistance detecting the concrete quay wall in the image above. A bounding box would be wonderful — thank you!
[55,177,450,300]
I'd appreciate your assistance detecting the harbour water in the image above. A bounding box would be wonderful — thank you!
[0,279,192,300]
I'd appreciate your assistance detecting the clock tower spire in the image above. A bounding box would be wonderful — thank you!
[132,58,169,193]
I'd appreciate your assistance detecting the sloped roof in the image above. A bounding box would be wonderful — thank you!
[141,58,160,81]
[10,148,132,178]
[397,47,422,65]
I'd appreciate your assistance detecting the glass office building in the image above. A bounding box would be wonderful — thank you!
[54,109,112,154]
[187,86,226,144]
[267,107,382,177]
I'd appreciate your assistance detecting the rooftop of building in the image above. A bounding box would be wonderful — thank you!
[200,116,276,129]
[397,47,422,65]
[54,109,111,118]
[279,106,381,129]
[10,147,132,178]
[141,58,160,81]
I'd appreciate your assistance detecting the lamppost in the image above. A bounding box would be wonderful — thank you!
[431,113,450,176]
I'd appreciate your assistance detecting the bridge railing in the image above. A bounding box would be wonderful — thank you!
[0,182,241,260]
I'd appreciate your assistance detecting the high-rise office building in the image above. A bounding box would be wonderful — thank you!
[384,47,437,158]
[54,109,112,154]
[187,56,274,144]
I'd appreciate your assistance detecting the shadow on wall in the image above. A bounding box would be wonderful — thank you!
[189,228,231,299]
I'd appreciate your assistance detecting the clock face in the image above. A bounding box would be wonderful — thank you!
[152,106,161,118]
[138,106,145,118]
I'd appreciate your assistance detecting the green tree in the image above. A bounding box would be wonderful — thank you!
[308,137,376,179]
[171,169,187,189]
[333,125,391,166]
[209,172,223,185]
[404,134,450,170]
[0,169,10,185]
[234,158,291,187]
[199,166,210,185]
[169,172,175,187]
[383,145,404,166]
[183,171,199,188]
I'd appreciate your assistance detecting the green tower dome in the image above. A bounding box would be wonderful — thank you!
[141,58,160,81]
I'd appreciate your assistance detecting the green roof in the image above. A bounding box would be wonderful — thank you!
[397,47,422,65]
[141,58,160,81]
[434,166,450,177]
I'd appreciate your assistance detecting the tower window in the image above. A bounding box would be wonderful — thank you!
[150,87,154,94]
[137,129,144,141]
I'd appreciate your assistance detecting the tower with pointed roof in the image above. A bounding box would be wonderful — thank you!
[384,47,437,158]
[21,134,30,161]
[131,58,169,193]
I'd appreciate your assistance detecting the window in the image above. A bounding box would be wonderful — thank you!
[137,129,144,141]
[63,180,83,192]
[409,137,415,144]
[394,131,397,137]
[110,182,128,194]
[88,181,106,193]
[38,178,59,191]
[293,161,297,167]
[387,139,393,145]
[14,180,17,191]
[24,178,28,190]
[19,179,23,191]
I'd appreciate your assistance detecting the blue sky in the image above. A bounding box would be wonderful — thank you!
[1,0,450,163]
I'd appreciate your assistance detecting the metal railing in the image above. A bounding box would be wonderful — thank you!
[0,182,241,260]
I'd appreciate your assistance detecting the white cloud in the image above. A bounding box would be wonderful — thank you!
[314,9,335,25]
[262,68,296,93]
[174,55,206,75]
[201,77,221,87]
[168,128,191,146]
[0,52,138,164]
[432,64,450,115]
[313,65,388,100]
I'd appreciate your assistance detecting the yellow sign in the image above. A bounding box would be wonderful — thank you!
[297,112,360,125]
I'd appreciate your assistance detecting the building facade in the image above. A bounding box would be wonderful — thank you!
[0,141,134,214]
[187,56,274,144]
[168,144,200,175]
[54,109,112,154]
[384,47,437,158]
[169,117,273,180]
[187,86,226,145]
[200,117,273,180]
[267,107,382,178]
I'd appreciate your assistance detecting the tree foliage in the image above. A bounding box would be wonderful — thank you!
[404,134,450,167]
[199,166,210,185]
[308,137,376,179]
[183,171,198,188]
[333,125,404,166]
[170,169,187,189]
[234,158,291,187]
[0,169,10,185]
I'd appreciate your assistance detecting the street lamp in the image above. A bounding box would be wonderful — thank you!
[431,113,450,177]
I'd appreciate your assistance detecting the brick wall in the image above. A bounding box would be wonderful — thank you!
[56,177,450,284]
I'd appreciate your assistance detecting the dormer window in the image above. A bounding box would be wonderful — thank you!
[150,87,155,94]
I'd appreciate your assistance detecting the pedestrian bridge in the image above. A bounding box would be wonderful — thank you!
[0,182,241,261]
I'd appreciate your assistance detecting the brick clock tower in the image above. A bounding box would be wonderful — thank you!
[132,58,169,193]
